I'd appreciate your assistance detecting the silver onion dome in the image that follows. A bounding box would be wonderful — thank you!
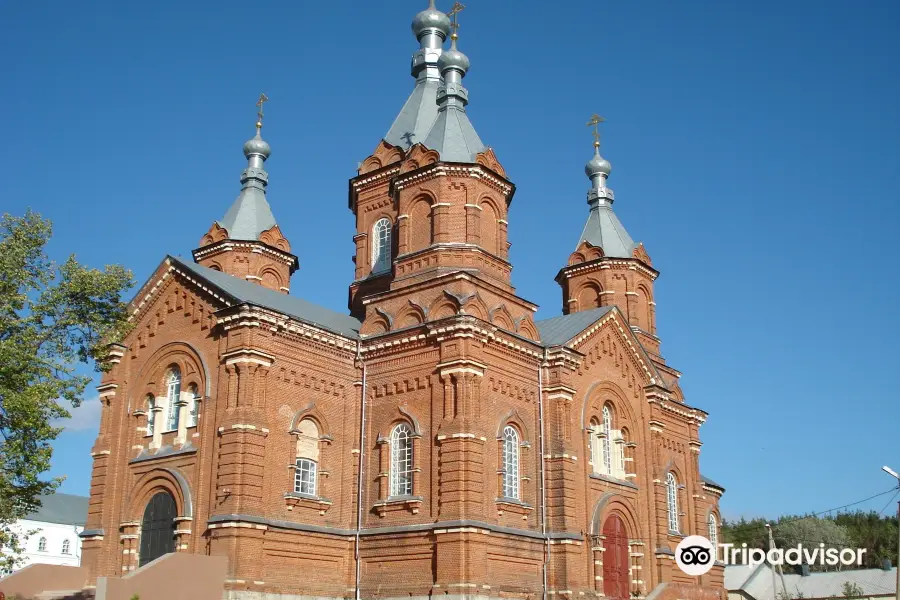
[243,132,271,160]
[585,145,612,177]
[438,36,470,73]
[412,0,451,39]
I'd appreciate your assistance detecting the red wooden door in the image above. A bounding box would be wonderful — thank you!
[603,514,630,600]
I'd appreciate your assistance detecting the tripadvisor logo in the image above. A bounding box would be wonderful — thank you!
[675,536,868,576]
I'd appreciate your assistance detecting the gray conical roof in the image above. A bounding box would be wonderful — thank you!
[421,35,486,163]
[577,144,636,257]
[217,130,278,241]
[384,1,449,149]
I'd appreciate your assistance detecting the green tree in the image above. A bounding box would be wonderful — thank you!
[0,211,134,571]
[834,511,899,569]
[841,581,864,598]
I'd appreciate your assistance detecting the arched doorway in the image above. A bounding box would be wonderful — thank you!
[603,514,629,600]
[139,491,177,566]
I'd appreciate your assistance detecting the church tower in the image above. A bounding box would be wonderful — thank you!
[349,3,539,340]
[193,98,298,293]
[554,119,662,355]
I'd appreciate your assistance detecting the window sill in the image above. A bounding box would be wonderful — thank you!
[495,498,533,517]
[590,473,638,490]
[284,492,332,514]
[373,495,423,517]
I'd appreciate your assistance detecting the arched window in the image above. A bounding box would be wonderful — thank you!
[294,419,319,496]
[390,423,413,496]
[371,218,392,274]
[62,539,71,554]
[666,472,679,532]
[501,425,520,499]
[708,513,718,548]
[145,395,156,437]
[187,384,200,428]
[38,537,47,552]
[617,428,628,474]
[588,418,600,470]
[602,405,613,475]
[164,366,181,431]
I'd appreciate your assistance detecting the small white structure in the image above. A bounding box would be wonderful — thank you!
[2,493,88,575]
[727,563,897,600]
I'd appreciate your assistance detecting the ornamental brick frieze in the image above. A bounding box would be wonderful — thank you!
[274,367,347,399]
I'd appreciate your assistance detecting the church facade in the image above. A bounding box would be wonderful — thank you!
[79,3,726,599]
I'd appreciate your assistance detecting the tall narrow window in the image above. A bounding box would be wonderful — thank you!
[146,395,156,437]
[38,537,47,552]
[588,418,599,470]
[187,383,199,428]
[666,472,679,532]
[617,429,627,474]
[708,513,718,548]
[602,405,613,475]
[294,458,317,495]
[502,426,520,499]
[165,366,181,431]
[371,218,392,274]
[390,423,413,496]
[62,539,71,554]
[294,419,319,496]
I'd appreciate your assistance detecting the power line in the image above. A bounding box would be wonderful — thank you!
[877,490,900,517]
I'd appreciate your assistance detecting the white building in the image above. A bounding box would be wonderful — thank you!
[2,493,88,575]
[726,563,897,600]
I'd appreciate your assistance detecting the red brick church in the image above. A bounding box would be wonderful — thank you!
[78,2,726,599]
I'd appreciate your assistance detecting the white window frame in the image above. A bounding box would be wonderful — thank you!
[371,218,392,274]
[602,406,613,475]
[294,458,318,496]
[146,395,156,437]
[666,472,679,533]
[390,423,413,496]
[187,385,200,428]
[164,367,181,432]
[708,513,718,548]
[62,539,71,554]
[502,425,520,500]
[617,430,626,475]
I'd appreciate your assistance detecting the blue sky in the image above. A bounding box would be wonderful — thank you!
[2,0,898,521]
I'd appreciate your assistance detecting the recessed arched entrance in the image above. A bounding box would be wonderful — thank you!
[139,491,177,566]
[602,514,630,600]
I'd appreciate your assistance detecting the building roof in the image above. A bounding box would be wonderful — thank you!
[23,493,88,526]
[578,203,637,258]
[421,102,486,163]
[701,474,725,490]
[169,256,361,339]
[385,78,442,150]
[217,184,278,241]
[727,564,897,600]
[534,306,615,347]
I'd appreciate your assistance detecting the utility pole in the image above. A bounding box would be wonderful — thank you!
[766,524,789,600]
[881,466,900,600]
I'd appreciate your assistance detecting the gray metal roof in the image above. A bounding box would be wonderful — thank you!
[535,306,615,347]
[23,493,88,526]
[218,185,278,241]
[579,203,637,258]
[169,257,361,339]
[701,474,725,489]
[422,104,486,163]
[385,77,442,150]
[727,564,897,600]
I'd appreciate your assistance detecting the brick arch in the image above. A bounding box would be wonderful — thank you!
[259,267,284,290]
[581,381,637,435]
[289,402,331,437]
[496,409,530,442]
[135,341,210,401]
[479,196,501,256]
[517,317,539,341]
[408,195,434,253]
[461,295,488,321]
[590,492,640,537]
[575,281,603,311]
[126,468,193,521]
[429,296,458,321]
[395,303,426,329]
[489,304,515,331]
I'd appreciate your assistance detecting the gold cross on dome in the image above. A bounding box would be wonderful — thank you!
[447,1,465,37]
[587,113,605,146]
[256,93,269,128]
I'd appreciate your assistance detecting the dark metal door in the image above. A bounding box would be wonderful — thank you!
[603,514,630,600]
[138,492,177,566]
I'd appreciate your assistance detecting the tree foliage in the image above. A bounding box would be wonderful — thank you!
[0,211,134,571]
[723,510,899,572]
